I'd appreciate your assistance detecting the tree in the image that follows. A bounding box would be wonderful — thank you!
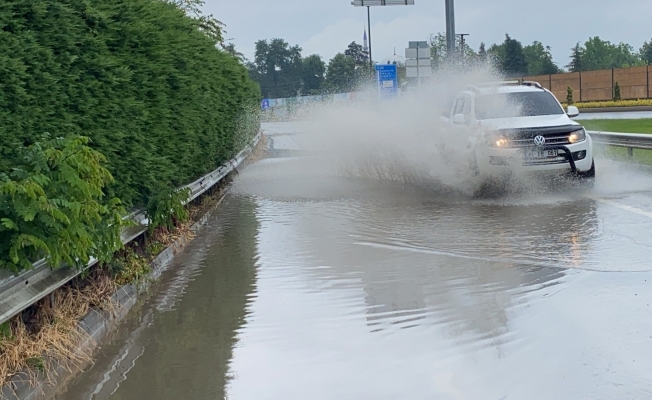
[166,0,225,46]
[567,42,584,72]
[578,37,642,70]
[502,34,528,76]
[224,43,245,63]
[523,41,561,75]
[641,39,652,65]
[344,42,368,67]
[478,42,487,61]
[428,32,477,67]
[325,53,356,93]
[302,55,326,94]
[248,38,304,98]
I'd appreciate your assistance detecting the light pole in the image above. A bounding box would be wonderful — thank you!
[351,0,415,72]
[445,0,455,53]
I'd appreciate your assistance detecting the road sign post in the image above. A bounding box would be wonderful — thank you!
[405,41,431,87]
[351,1,415,72]
[375,64,398,99]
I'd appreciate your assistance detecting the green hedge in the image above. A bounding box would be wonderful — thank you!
[0,0,261,208]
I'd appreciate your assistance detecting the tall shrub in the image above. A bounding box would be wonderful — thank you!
[0,0,261,208]
[0,136,127,272]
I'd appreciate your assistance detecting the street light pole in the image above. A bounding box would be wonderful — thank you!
[445,0,455,53]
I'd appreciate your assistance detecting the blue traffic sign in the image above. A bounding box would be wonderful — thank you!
[375,64,398,98]
[261,98,270,110]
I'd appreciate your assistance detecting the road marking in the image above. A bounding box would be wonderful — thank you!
[589,196,652,219]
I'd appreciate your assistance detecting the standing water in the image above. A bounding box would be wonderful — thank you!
[58,71,652,399]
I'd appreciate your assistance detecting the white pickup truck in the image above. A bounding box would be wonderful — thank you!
[441,80,595,189]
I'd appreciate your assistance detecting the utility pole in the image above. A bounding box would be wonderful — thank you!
[445,0,455,54]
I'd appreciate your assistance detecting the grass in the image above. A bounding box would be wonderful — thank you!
[596,146,652,165]
[579,119,652,165]
[580,118,652,134]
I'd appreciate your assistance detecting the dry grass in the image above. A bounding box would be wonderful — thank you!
[0,272,117,394]
[151,221,196,247]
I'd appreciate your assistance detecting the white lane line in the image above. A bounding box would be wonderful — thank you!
[588,195,652,219]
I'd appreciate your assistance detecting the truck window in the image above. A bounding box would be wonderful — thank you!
[453,98,464,116]
[474,91,564,120]
[462,95,472,121]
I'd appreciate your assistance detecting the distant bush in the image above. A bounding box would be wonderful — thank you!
[561,99,652,108]
[566,86,574,104]
[0,0,261,209]
[613,81,622,101]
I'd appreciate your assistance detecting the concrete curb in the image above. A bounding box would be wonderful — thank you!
[0,135,263,400]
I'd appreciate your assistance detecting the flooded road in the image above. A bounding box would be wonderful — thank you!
[59,123,652,399]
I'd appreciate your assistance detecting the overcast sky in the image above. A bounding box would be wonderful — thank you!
[206,0,652,68]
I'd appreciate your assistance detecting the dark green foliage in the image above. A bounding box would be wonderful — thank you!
[641,39,652,65]
[0,136,127,272]
[248,38,303,98]
[0,0,260,209]
[567,37,643,72]
[146,187,190,232]
[344,42,368,67]
[501,34,528,76]
[523,41,561,75]
[566,86,574,105]
[325,53,356,93]
[567,43,585,72]
[302,55,326,94]
[478,43,487,61]
[614,81,621,101]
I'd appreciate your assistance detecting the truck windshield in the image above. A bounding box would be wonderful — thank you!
[474,91,564,120]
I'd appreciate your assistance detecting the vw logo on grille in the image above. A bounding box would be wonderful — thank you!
[533,135,546,146]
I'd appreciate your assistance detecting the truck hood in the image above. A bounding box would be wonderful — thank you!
[476,114,581,130]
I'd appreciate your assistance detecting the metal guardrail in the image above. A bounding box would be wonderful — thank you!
[588,131,652,152]
[0,132,262,325]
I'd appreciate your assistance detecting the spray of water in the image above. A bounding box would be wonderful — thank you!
[292,62,512,197]
[258,61,652,202]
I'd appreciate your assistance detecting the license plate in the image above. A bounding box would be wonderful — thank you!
[525,149,558,159]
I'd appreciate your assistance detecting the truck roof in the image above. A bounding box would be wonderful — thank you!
[464,81,547,95]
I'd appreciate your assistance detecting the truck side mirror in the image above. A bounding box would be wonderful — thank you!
[567,106,579,118]
[452,113,467,125]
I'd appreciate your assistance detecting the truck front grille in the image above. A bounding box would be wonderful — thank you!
[498,125,579,148]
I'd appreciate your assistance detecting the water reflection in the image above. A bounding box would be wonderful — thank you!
[259,190,598,342]
[57,196,260,400]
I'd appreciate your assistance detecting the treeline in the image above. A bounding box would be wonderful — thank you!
[241,33,652,98]
[0,0,260,271]
[479,34,652,77]
[232,39,372,98]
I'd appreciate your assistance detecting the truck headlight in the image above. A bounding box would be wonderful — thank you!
[487,132,510,148]
[568,128,586,144]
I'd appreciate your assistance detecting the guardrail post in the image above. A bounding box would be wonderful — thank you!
[627,147,634,157]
